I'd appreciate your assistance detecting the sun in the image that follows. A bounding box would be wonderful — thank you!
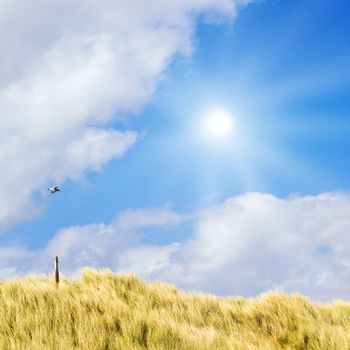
[203,109,235,140]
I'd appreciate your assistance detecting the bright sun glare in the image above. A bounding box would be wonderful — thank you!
[204,109,234,140]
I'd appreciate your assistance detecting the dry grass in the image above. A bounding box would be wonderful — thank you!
[0,269,349,349]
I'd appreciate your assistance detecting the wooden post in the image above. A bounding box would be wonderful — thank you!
[54,256,60,284]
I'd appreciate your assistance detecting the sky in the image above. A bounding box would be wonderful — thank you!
[0,0,350,301]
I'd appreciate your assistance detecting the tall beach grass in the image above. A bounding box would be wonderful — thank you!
[0,269,349,349]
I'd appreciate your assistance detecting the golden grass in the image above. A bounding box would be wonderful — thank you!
[0,269,349,349]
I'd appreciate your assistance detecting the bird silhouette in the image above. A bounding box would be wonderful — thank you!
[48,186,60,194]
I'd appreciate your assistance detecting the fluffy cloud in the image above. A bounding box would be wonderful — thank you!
[161,192,350,300]
[2,192,350,301]
[0,206,183,278]
[0,0,247,231]
[114,206,184,230]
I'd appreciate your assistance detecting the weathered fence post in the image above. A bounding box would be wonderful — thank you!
[54,256,60,285]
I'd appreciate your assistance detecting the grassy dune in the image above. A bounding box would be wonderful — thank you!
[0,269,350,349]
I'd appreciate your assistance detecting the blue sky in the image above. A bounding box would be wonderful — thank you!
[1,0,350,300]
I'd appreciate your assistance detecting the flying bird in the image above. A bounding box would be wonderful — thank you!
[48,186,60,194]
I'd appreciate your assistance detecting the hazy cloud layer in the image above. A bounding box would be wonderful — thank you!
[0,0,246,230]
[2,192,350,301]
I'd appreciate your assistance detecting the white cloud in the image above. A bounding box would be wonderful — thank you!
[64,128,137,176]
[0,205,185,277]
[2,193,350,301]
[160,192,350,300]
[114,206,184,230]
[0,0,249,231]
